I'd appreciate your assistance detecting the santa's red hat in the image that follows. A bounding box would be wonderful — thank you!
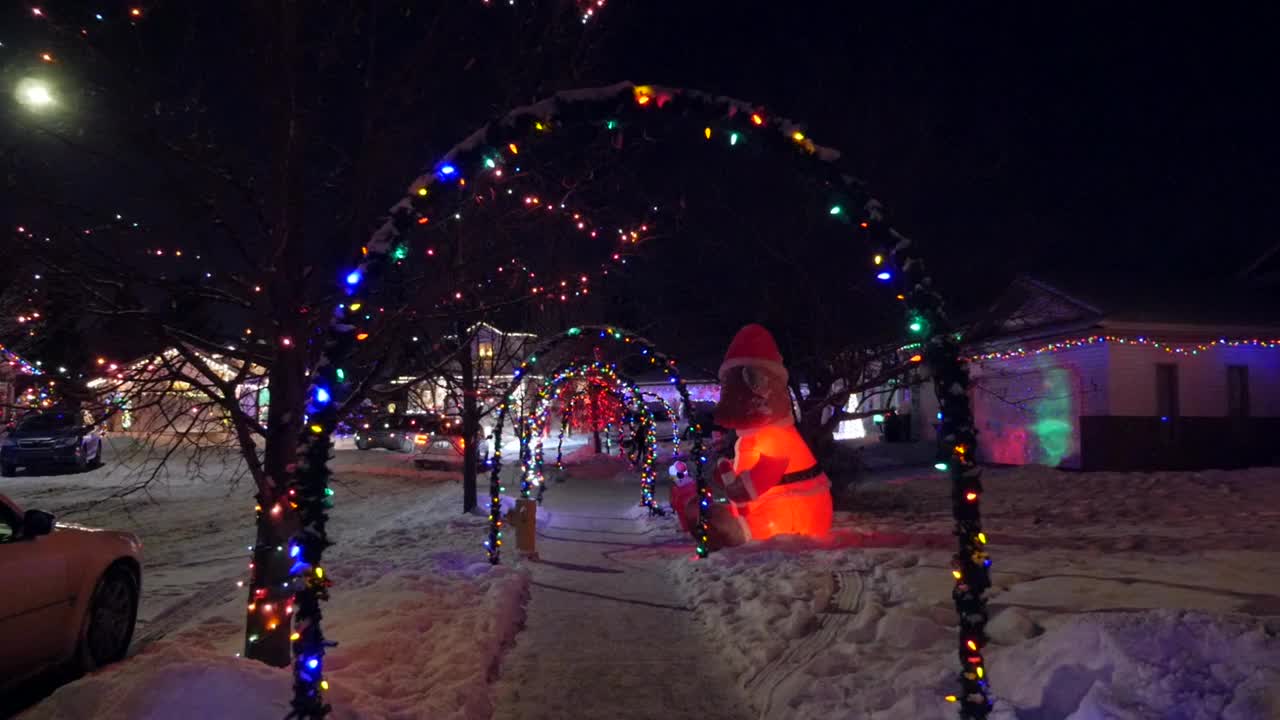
[719,324,787,380]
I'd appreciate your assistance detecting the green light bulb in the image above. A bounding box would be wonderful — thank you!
[829,205,843,215]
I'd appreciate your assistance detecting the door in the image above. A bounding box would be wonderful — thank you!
[0,503,73,679]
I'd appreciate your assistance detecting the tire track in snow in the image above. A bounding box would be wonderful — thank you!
[746,570,865,720]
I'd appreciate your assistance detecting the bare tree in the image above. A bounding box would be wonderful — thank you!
[2,0,609,668]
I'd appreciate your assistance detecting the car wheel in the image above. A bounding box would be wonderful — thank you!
[78,565,139,671]
[400,438,415,454]
[90,441,104,468]
[75,448,89,472]
[1,463,14,477]
[356,440,369,450]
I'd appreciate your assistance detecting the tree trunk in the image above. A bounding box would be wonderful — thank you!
[591,386,602,453]
[458,320,478,514]
[245,0,307,664]
[244,502,299,665]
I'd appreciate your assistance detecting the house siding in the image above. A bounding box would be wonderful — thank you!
[1108,343,1280,418]
[969,344,1108,469]
[1084,342,1280,470]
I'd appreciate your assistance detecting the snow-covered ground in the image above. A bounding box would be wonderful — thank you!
[6,439,529,720]
[6,438,1280,719]
[669,465,1280,719]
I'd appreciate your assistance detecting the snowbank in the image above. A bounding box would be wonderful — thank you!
[18,450,531,720]
[667,465,1280,719]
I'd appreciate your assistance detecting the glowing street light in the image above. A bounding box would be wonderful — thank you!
[16,78,55,109]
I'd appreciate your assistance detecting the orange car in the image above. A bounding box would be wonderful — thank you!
[0,495,142,690]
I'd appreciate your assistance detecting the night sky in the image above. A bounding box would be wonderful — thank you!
[4,2,1279,367]
[607,3,1280,293]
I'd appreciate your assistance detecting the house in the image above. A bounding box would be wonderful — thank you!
[632,369,720,418]
[0,345,47,423]
[380,322,540,418]
[88,347,268,440]
[943,276,1280,470]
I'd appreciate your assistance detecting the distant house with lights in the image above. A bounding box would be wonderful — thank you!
[379,322,541,417]
[88,347,268,440]
[917,276,1280,471]
[0,345,47,424]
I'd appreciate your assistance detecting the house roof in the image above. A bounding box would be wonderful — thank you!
[970,273,1280,345]
[0,344,43,376]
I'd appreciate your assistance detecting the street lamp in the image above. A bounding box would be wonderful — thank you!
[16,78,55,109]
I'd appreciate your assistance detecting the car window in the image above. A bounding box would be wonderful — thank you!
[17,413,76,432]
[0,505,17,543]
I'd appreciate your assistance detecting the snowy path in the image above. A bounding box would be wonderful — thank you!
[492,457,751,720]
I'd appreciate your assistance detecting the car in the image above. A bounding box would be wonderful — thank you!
[353,414,435,453]
[0,494,142,690]
[618,402,677,449]
[1,411,104,477]
[645,401,676,442]
[413,417,492,470]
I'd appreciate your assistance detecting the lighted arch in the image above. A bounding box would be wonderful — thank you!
[518,361,658,509]
[316,83,993,714]
[483,325,709,560]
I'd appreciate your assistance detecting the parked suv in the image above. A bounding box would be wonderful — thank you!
[353,415,435,453]
[2,412,103,477]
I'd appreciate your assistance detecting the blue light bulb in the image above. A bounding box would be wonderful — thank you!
[315,387,330,404]
[438,164,457,177]
[345,270,362,286]
[876,271,892,281]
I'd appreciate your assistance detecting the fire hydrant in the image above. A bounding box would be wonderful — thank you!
[506,497,539,560]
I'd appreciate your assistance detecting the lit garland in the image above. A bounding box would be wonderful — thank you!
[521,362,658,512]
[640,391,680,462]
[970,334,1280,362]
[356,83,987,713]
[419,179,659,310]
[485,325,706,562]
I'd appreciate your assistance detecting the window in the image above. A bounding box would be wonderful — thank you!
[1227,365,1250,418]
[477,341,495,374]
[1155,364,1179,421]
[0,504,16,543]
[17,413,76,432]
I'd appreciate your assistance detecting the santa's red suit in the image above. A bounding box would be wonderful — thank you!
[674,324,833,546]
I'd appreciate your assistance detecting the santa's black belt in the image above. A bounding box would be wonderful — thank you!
[779,465,824,485]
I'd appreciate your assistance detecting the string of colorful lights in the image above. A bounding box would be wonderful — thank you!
[970,334,1280,362]
[483,324,707,561]
[423,187,658,308]
[522,362,659,512]
[480,0,607,24]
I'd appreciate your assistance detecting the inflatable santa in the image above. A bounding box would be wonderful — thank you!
[673,324,833,548]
